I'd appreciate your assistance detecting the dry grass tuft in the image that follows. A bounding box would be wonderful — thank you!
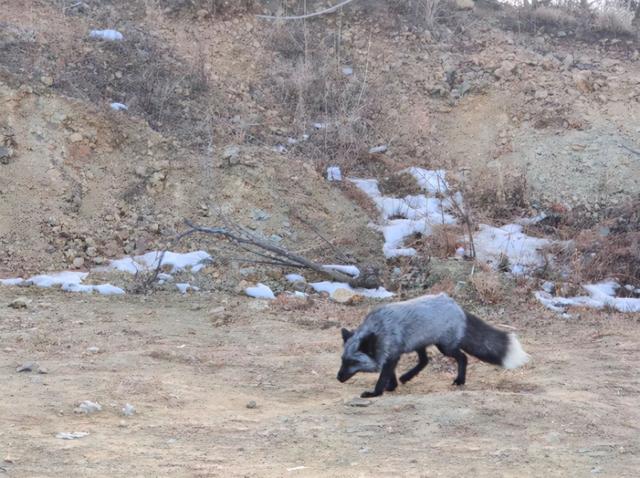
[469,271,506,304]
[425,224,464,259]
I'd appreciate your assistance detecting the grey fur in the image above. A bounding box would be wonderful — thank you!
[345,293,466,365]
[337,293,528,395]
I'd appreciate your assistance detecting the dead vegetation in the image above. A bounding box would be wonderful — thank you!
[159,0,257,17]
[55,32,219,147]
[466,168,530,221]
[469,270,506,304]
[571,197,640,286]
[502,1,638,39]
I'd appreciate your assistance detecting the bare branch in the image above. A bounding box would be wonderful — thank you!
[183,220,380,287]
[256,0,357,20]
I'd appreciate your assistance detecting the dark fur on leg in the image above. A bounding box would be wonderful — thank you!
[399,348,429,384]
[386,373,398,392]
[361,358,398,398]
[437,345,468,386]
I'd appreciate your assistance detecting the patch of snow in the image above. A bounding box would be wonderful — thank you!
[103,251,212,274]
[110,102,128,111]
[105,257,141,274]
[342,66,353,76]
[350,178,382,198]
[326,166,342,182]
[349,170,458,259]
[322,264,360,278]
[93,284,125,295]
[56,432,90,440]
[313,122,327,129]
[245,283,276,300]
[474,224,556,273]
[176,283,200,294]
[30,271,88,288]
[309,281,394,299]
[0,278,25,286]
[285,273,305,283]
[404,167,449,195]
[536,280,640,313]
[89,29,123,41]
[516,212,548,226]
[1,270,123,296]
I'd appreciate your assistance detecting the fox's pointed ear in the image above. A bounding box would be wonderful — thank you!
[358,333,378,358]
[341,328,354,343]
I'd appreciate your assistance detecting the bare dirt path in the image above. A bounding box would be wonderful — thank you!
[1,288,639,477]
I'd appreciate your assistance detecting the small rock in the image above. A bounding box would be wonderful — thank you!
[74,400,102,414]
[9,297,30,309]
[246,400,257,409]
[330,288,364,305]
[135,165,147,177]
[563,54,574,69]
[251,209,270,221]
[534,89,548,100]
[40,76,54,87]
[573,71,593,93]
[0,146,14,164]
[368,145,388,154]
[72,257,85,268]
[69,132,83,143]
[222,145,240,161]
[85,246,98,257]
[121,403,136,416]
[494,60,516,79]
[16,362,38,373]
[541,281,555,294]
[345,398,373,407]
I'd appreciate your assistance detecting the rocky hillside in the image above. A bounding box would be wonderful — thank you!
[1,0,639,284]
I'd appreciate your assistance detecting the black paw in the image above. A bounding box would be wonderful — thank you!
[386,383,397,392]
[452,378,465,386]
[399,374,412,384]
[361,390,381,398]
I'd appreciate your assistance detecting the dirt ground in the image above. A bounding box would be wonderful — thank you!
[1,287,639,477]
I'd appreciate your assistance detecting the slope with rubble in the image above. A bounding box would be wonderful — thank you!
[1,0,640,476]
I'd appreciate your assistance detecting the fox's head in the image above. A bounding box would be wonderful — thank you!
[337,328,379,383]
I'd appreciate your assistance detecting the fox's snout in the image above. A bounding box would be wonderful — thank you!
[337,369,351,383]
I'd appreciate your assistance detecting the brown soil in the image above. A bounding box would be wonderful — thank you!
[1,288,639,477]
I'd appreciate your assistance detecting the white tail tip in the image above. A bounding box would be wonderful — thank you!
[502,334,530,369]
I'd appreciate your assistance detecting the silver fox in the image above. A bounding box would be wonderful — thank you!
[337,293,529,398]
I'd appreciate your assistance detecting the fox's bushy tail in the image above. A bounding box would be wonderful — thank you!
[460,312,529,369]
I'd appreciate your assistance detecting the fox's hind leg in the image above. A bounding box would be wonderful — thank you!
[361,358,399,398]
[399,347,429,384]
[437,345,468,386]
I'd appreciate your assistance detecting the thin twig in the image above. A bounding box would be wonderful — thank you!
[291,212,351,263]
[257,0,358,20]
[619,143,640,157]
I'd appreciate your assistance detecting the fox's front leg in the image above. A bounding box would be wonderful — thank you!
[361,358,399,398]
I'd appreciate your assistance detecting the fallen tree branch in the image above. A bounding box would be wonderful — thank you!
[256,0,357,20]
[181,220,380,288]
